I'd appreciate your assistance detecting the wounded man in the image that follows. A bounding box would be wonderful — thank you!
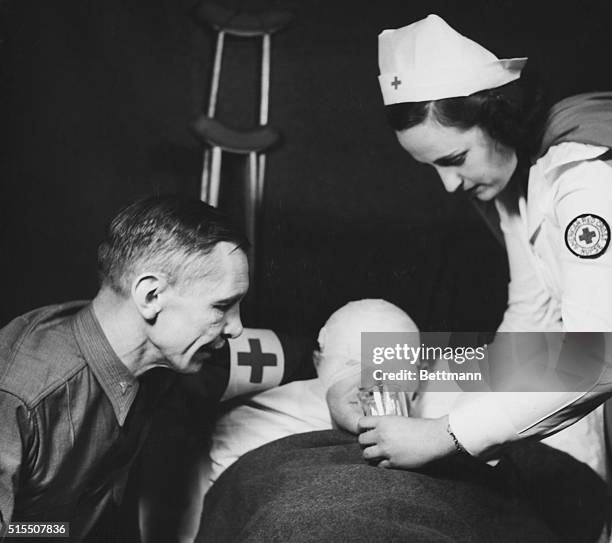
[195,299,607,543]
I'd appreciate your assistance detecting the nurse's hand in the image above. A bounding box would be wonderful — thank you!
[358,415,457,469]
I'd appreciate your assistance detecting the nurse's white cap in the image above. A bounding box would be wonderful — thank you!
[378,14,527,105]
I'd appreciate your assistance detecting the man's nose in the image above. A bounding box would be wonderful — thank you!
[223,309,244,339]
[436,168,463,193]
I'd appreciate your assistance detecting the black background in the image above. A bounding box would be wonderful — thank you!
[2,0,611,338]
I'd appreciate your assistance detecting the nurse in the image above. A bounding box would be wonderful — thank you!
[358,15,612,468]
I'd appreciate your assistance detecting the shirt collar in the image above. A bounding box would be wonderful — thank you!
[72,304,139,426]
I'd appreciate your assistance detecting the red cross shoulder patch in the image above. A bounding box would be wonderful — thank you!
[565,214,610,259]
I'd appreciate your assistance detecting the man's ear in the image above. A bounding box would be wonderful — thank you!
[131,273,169,322]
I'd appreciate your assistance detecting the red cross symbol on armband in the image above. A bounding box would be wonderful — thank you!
[237,338,278,383]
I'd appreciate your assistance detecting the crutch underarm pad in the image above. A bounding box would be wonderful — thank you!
[194,2,295,37]
[192,116,279,153]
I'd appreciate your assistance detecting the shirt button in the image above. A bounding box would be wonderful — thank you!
[119,381,131,395]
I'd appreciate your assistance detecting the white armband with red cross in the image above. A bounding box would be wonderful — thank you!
[221,328,286,401]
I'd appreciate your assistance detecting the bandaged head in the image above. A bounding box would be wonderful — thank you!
[315,299,419,390]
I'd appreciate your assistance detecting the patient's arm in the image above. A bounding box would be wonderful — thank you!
[325,374,362,435]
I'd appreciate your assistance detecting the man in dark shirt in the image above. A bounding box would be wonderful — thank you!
[0,196,249,541]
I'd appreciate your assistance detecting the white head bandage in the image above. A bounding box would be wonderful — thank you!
[378,14,527,105]
[315,299,419,390]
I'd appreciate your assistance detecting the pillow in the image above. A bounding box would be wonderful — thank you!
[207,378,332,487]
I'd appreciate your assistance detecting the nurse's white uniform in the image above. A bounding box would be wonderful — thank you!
[444,142,612,478]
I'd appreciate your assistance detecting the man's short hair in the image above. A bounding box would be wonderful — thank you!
[97,195,249,296]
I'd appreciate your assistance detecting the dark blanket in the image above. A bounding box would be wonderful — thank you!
[195,430,607,543]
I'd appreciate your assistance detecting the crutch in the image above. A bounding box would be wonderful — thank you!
[191,116,277,250]
[192,1,294,281]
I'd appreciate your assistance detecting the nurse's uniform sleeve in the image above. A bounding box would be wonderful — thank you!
[448,387,612,458]
[449,158,612,458]
[554,159,612,330]
[494,181,560,332]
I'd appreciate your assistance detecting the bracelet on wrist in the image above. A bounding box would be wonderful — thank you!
[446,422,468,455]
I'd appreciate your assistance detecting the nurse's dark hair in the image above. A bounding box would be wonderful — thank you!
[97,195,249,296]
[385,69,546,155]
